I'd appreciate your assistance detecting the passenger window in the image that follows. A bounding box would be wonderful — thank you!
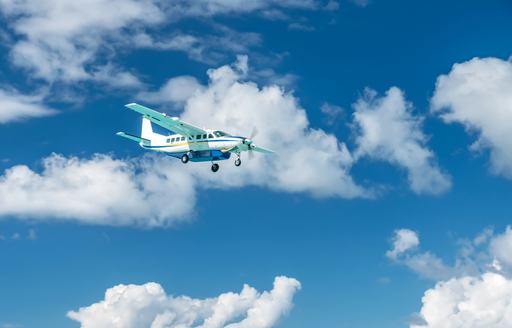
[196,135,201,139]
[203,134,207,139]
[181,137,185,141]
[166,138,170,143]
[171,138,175,143]
[208,134,214,138]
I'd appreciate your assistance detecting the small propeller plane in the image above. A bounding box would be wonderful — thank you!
[117,103,274,172]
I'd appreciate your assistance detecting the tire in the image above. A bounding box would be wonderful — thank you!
[181,154,189,164]
[235,158,241,166]
[211,163,219,172]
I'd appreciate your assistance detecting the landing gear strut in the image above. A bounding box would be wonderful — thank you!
[181,154,189,164]
[234,157,241,167]
[211,163,219,172]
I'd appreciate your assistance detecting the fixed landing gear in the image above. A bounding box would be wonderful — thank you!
[181,154,189,164]
[235,158,241,167]
[211,163,219,172]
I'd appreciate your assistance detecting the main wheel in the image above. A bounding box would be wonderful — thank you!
[181,154,189,164]
[235,158,241,167]
[211,163,219,172]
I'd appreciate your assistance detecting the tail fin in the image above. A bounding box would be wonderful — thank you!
[141,117,154,140]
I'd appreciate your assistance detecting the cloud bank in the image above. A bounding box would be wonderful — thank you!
[67,276,301,328]
[0,58,452,226]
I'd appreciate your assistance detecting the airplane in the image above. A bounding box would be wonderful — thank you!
[117,103,274,172]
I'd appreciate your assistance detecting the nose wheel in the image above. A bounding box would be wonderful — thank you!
[211,163,219,172]
[181,154,189,164]
[235,158,241,167]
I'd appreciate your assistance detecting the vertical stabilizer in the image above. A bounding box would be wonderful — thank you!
[141,117,154,140]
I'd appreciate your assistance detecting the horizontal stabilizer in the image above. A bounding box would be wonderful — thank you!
[116,132,150,146]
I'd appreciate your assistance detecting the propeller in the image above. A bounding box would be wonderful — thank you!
[250,127,258,140]
[242,127,259,159]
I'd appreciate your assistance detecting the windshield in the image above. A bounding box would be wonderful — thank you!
[213,131,230,137]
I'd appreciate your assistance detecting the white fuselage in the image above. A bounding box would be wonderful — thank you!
[141,129,245,161]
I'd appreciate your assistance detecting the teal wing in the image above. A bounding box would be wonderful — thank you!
[125,103,206,137]
[224,145,274,154]
[252,145,274,154]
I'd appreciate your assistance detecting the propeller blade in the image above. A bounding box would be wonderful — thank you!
[250,127,258,140]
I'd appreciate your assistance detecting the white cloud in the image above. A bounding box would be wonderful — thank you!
[386,229,453,280]
[0,87,56,123]
[386,229,419,259]
[0,0,319,87]
[176,55,368,198]
[490,226,512,271]
[67,276,301,328]
[431,57,512,179]
[413,272,512,328]
[353,87,451,195]
[138,76,204,105]
[389,227,512,327]
[0,0,164,84]
[0,153,196,227]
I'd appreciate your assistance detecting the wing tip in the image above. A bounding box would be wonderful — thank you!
[125,102,138,108]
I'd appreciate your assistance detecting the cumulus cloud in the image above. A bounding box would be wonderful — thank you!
[0,153,196,227]
[0,87,56,123]
[413,272,512,328]
[386,229,419,259]
[431,57,512,179]
[67,276,301,328]
[353,87,451,195]
[389,227,512,327]
[386,229,453,280]
[174,55,367,198]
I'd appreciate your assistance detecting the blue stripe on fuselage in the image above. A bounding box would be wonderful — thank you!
[144,138,241,149]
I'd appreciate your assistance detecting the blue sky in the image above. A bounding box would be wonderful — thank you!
[1,1,512,327]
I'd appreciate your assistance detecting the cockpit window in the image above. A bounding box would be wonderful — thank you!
[213,131,230,137]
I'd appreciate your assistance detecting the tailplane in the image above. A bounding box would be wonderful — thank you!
[116,132,150,146]
[116,117,155,146]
